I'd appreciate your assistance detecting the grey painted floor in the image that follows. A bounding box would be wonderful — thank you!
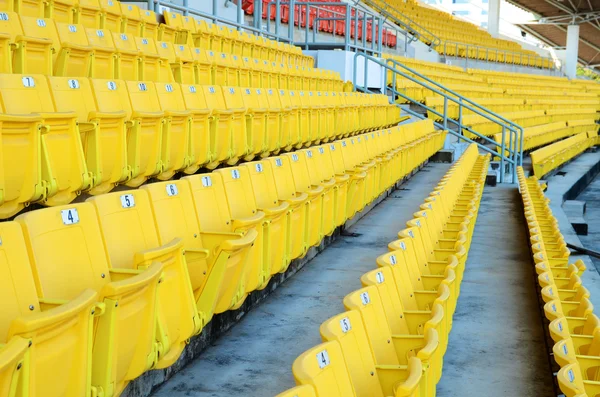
[152,163,451,397]
[436,184,555,397]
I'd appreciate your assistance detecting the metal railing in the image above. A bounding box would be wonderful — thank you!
[262,1,414,56]
[442,41,557,72]
[359,0,441,49]
[352,52,524,183]
[145,0,292,42]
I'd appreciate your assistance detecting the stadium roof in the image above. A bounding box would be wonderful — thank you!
[508,0,600,71]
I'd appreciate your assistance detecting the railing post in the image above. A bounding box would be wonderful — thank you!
[345,3,351,52]
[458,98,463,136]
[254,0,262,30]
[443,96,448,130]
[500,126,506,184]
[377,16,383,56]
[289,0,295,41]
[305,4,310,50]
[275,0,280,37]
[213,0,218,21]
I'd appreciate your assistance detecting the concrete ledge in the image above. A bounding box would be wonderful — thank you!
[430,149,454,163]
[122,161,429,397]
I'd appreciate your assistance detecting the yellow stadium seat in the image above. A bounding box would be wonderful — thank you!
[242,160,292,274]
[288,90,309,148]
[139,8,159,39]
[0,112,45,219]
[221,86,251,163]
[111,32,140,80]
[321,143,349,227]
[12,16,54,75]
[47,0,77,23]
[77,0,102,29]
[141,179,257,330]
[232,54,251,87]
[192,19,213,49]
[88,190,201,369]
[0,336,29,397]
[301,148,336,237]
[154,81,193,180]
[283,152,324,248]
[279,89,301,150]
[0,74,92,207]
[123,80,165,187]
[16,0,44,18]
[199,85,235,168]
[214,166,273,291]
[275,385,317,397]
[180,83,211,173]
[188,47,212,84]
[98,0,123,33]
[183,172,264,311]
[17,203,162,396]
[319,310,423,397]
[135,36,173,82]
[292,341,355,397]
[85,28,118,78]
[119,2,142,35]
[0,221,98,397]
[240,87,268,160]
[48,76,129,195]
[263,155,310,260]
[159,42,195,84]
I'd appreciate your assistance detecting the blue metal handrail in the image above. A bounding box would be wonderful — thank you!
[352,52,523,183]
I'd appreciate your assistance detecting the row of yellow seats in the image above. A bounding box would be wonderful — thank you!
[517,168,597,397]
[531,131,598,177]
[0,73,397,218]
[276,144,490,397]
[0,0,314,66]
[493,119,598,154]
[0,121,435,397]
[0,12,331,87]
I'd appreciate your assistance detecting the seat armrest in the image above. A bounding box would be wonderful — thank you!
[9,289,98,336]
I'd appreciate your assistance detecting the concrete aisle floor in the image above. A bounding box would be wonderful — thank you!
[152,163,450,397]
[436,184,554,397]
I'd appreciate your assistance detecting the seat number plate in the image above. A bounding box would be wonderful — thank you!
[120,194,135,208]
[61,208,80,225]
[166,183,178,196]
[360,291,370,305]
[316,350,330,369]
[340,317,351,333]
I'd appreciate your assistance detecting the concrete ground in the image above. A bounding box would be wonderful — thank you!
[436,184,555,397]
[577,174,600,272]
[152,163,450,397]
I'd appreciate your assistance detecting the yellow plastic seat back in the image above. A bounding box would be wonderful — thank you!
[264,156,300,201]
[120,2,142,36]
[88,190,200,368]
[343,286,401,365]
[16,202,161,395]
[124,80,164,186]
[86,28,118,78]
[53,22,94,77]
[0,221,97,397]
[112,32,140,80]
[98,0,123,33]
[292,341,355,397]
[139,9,159,39]
[319,310,385,397]
[78,0,102,29]
[154,81,191,179]
[184,172,233,233]
[215,167,259,220]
